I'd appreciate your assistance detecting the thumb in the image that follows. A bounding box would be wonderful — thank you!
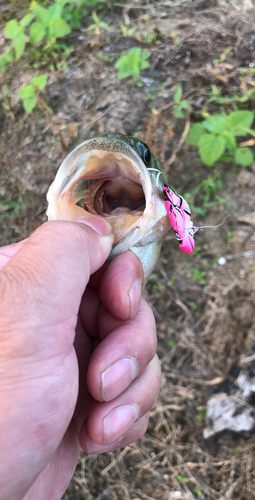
[0,216,114,336]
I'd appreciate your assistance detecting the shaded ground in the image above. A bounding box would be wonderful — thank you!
[1,1,255,499]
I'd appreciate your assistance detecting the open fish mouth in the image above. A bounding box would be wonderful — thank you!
[47,135,171,268]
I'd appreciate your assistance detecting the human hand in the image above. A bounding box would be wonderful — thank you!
[0,216,160,500]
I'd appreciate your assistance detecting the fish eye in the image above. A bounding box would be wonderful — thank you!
[143,148,151,164]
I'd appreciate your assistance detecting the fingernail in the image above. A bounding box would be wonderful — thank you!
[103,404,139,444]
[79,418,124,455]
[129,279,142,317]
[76,215,112,236]
[102,357,138,402]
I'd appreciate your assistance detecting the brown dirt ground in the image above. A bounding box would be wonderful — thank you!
[1,1,255,499]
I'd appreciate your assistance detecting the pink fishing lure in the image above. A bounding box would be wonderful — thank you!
[162,184,195,254]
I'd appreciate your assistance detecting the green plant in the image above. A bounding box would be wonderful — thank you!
[62,0,104,28]
[235,449,243,458]
[29,2,72,48]
[184,173,226,216]
[194,485,202,496]
[208,82,255,107]
[19,74,48,113]
[115,47,151,85]
[197,407,207,423]
[190,268,206,285]
[168,275,177,286]
[227,231,233,244]
[1,2,71,69]
[1,86,13,112]
[87,11,111,36]
[187,110,255,167]
[1,0,105,71]
[189,301,197,310]
[0,197,25,222]
[148,273,158,281]
[168,339,177,349]
[120,23,137,37]
[173,84,190,118]
[177,474,189,484]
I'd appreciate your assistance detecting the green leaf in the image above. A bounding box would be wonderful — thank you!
[5,19,20,39]
[48,3,62,20]
[177,474,189,484]
[33,5,50,26]
[0,49,13,70]
[13,33,27,60]
[173,83,182,103]
[194,485,202,496]
[30,22,45,45]
[173,104,185,118]
[140,50,150,61]
[115,47,151,79]
[23,96,38,113]
[20,13,34,28]
[203,115,226,133]
[234,147,253,167]
[140,60,150,70]
[70,10,80,28]
[222,130,236,149]
[99,21,111,32]
[198,134,226,166]
[31,74,48,90]
[52,18,71,38]
[226,110,254,136]
[186,123,206,146]
[181,100,188,110]
[19,84,36,99]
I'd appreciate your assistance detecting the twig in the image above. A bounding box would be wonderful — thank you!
[165,115,191,172]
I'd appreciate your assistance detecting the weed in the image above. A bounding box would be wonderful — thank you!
[120,23,137,38]
[19,74,49,113]
[1,86,13,113]
[0,197,25,222]
[63,0,104,29]
[235,449,243,458]
[192,246,202,255]
[227,231,233,244]
[168,275,177,286]
[115,47,151,85]
[197,407,207,423]
[208,82,255,107]
[190,268,206,285]
[2,2,71,69]
[170,32,181,46]
[184,173,226,216]
[202,262,211,268]
[97,53,114,63]
[87,11,111,36]
[194,485,202,496]
[177,474,189,484]
[173,84,190,118]
[1,0,105,71]
[187,110,255,167]
[152,283,161,291]
[168,339,177,349]
[189,301,197,310]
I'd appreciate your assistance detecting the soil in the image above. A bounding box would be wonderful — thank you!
[1,1,255,499]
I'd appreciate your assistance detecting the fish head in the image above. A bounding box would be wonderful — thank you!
[47,134,171,266]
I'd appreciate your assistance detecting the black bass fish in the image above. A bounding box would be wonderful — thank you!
[47,133,194,277]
